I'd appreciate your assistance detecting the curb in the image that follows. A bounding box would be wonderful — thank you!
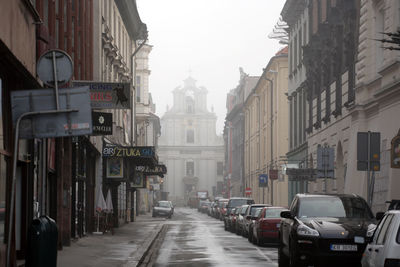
[122,223,166,267]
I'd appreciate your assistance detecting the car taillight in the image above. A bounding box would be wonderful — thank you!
[384,259,400,267]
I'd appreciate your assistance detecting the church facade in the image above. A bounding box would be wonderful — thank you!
[158,77,224,205]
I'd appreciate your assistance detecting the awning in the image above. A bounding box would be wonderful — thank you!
[102,141,158,168]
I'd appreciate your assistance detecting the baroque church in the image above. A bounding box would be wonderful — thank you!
[158,77,224,205]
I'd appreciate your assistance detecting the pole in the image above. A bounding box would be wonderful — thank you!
[367,131,371,206]
[7,109,77,267]
[52,51,60,110]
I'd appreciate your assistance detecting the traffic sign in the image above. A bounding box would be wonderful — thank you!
[245,187,252,195]
[259,174,268,187]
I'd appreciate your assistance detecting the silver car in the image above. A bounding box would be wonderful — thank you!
[152,200,173,218]
[362,210,400,267]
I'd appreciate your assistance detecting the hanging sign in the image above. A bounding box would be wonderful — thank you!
[73,81,131,109]
[391,129,400,168]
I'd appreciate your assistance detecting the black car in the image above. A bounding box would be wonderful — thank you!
[223,197,255,230]
[279,194,377,267]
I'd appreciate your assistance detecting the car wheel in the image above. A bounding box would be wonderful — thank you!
[278,240,289,267]
[248,227,253,243]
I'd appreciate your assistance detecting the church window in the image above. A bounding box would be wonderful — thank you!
[217,162,223,176]
[187,129,194,143]
[186,161,194,176]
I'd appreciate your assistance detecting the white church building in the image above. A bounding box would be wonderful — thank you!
[158,77,224,205]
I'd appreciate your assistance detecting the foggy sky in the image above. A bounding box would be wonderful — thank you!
[137,0,286,134]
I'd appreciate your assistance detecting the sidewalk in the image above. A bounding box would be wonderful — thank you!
[57,214,165,267]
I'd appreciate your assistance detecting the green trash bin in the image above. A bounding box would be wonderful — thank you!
[26,216,58,267]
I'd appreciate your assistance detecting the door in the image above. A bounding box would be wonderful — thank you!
[364,214,394,267]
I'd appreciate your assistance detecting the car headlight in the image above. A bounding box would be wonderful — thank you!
[297,224,319,237]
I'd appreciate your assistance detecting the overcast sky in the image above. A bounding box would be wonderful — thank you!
[136,0,286,134]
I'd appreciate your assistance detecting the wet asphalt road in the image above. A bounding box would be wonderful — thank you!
[153,207,278,267]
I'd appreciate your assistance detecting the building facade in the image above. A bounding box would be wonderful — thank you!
[346,0,400,212]
[158,77,224,205]
[243,48,289,206]
[93,0,147,226]
[225,69,259,198]
[281,0,310,204]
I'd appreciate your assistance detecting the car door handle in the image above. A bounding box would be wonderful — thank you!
[375,249,379,252]
[368,248,372,251]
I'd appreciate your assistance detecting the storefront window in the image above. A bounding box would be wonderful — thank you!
[0,78,5,241]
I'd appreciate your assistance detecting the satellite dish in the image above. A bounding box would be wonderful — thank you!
[37,49,73,87]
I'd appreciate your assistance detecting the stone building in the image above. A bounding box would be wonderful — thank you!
[158,77,224,205]
[346,0,400,212]
[225,69,259,198]
[243,48,289,206]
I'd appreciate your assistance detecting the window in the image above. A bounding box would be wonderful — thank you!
[376,214,394,245]
[217,162,223,176]
[136,76,141,102]
[186,161,194,176]
[187,129,194,143]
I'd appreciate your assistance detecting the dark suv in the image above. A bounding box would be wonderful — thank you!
[224,197,254,231]
[279,194,377,267]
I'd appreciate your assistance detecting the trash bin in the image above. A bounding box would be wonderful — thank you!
[26,215,58,267]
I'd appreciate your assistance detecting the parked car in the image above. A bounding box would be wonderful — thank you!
[252,206,286,245]
[279,194,377,267]
[152,200,173,218]
[361,210,400,267]
[248,207,264,243]
[225,207,237,231]
[218,199,229,220]
[224,197,255,230]
[235,205,249,235]
[243,204,270,238]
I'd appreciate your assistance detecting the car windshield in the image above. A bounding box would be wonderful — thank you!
[298,197,373,219]
[158,202,170,208]
[264,208,285,218]
[229,199,253,207]
[251,207,264,216]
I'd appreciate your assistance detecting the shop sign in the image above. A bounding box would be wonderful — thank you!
[73,81,131,109]
[391,129,400,168]
[102,143,155,158]
[135,164,167,175]
[92,111,112,135]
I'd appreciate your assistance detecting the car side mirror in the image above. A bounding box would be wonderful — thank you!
[280,210,293,219]
[246,215,251,220]
[375,212,384,221]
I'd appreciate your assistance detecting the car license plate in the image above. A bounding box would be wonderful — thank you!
[330,244,357,251]
[276,223,280,228]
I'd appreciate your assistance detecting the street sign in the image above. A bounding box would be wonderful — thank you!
[391,129,400,168]
[37,49,73,87]
[92,111,112,135]
[317,146,335,178]
[259,174,268,187]
[269,169,279,180]
[357,132,380,171]
[245,187,252,195]
[286,168,317,181]
[10,87,92,139]
[73,81,131,109]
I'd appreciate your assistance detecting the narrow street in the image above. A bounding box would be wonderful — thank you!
[151,208,278,267]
